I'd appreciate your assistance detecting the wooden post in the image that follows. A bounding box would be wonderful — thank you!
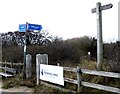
[96,2,103,70]
[5,64,6,73]
[26,54,32,79]
[118,2,120,41]
[42,54,48,65]
[91,2,113,70]
[117,41,120,62]
[117,2,120,62]
[57,63,60,66]
[36,54,42,85]
[77,66,82,92]
[11,62,13,68]
[0,34,2,62]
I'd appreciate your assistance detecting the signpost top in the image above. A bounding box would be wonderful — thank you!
[91,3,113,13]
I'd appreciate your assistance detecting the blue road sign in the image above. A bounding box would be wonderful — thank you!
[28,23,42,31]
[19,24,26,32]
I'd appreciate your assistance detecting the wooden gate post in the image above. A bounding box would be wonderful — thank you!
[26,54,32,79]
[77,66,82,92]
[42,54,48,65]
[36,54,42,85]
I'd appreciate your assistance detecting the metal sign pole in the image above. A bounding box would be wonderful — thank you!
[19,22,42,78]
[23,45,26,78]
[23,22,28,78]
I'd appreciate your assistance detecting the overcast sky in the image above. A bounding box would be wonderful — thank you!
[0,0,119,42]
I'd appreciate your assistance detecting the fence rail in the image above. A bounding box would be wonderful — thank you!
[63,66,120,93]
[64,67,77,72]
[81,69,120,78]
[64,78,78,85]
[81,81,120,93]
[0,62,23,66]
[39,66,120,93]
[0,62,23,73]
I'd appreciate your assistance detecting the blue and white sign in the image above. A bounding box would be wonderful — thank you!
[19,24,26,32]
[28,23,42,31]
[40,64,64,86]
[19,23,42,32]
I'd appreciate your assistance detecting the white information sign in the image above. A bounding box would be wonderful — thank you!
[40,64,64,86]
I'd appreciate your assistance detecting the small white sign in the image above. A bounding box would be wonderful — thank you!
[40,64,64,86]
[24,45,26,52]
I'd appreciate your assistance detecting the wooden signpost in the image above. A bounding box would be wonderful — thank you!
[91,2,113,70]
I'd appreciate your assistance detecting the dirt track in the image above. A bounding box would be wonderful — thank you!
[0,80,34,93]
[1,86,34,93]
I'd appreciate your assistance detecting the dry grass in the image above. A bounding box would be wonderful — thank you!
[79,60,96,70]
[2,60,120,93]
[2,73,23,89]
[78,60,120,93]
[34,84,62,94]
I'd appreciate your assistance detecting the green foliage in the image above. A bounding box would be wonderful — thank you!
[47,36,95,63]
[2,35,120,68]
[2,46,23,62]
[2,36,97,63]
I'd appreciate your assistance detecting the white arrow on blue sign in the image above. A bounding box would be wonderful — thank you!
[19,24,26,32]
[28,24,42,31]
